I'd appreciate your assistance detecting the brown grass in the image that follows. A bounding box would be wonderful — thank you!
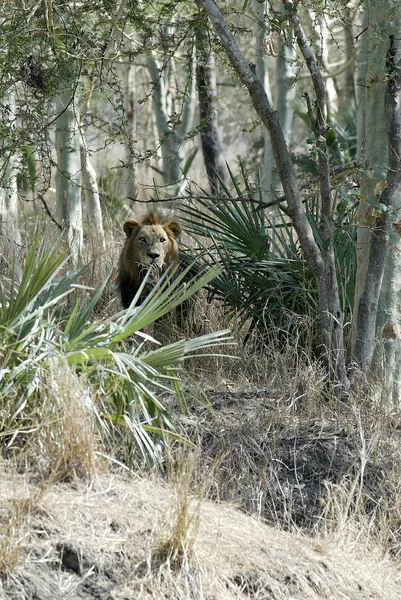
[155,449,204,569]
[1,471,401,598]
[2,223,401,597]
[25,360,101,483]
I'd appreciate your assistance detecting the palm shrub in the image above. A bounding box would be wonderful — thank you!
[0,232,230,469]
[180,164,357,352]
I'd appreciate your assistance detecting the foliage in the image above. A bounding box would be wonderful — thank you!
[0,232,230,468]
[180,164,358,352]
[180,166,318,349]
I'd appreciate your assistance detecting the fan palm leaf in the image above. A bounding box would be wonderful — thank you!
[0,232,231,466]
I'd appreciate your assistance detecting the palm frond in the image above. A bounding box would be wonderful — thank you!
[0,232,231,467]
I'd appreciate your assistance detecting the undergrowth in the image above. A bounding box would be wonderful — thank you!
[1,214,401,593]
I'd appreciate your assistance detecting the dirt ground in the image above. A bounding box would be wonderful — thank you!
[1,388,401,600]
[1,469,400,600]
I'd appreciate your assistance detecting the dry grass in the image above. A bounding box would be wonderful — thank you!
[1,471,401,599]
[23,360,101,483]
[2,224,401,597]
[0,497,30,574]
[0,464,45,575]
[155,449,204,569]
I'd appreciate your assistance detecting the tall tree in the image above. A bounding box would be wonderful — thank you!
[259,1,296,200]
[147,31,197,195]
[0,89,20,246]
[198,0,349,393]
[55,91,83,265]
[352,3,401,398]
[196,23,226,193]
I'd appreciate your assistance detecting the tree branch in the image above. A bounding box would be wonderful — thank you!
[292,13,332,240]
[354,35,401,371]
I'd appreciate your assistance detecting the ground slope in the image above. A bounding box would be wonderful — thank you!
[1,470,400,600]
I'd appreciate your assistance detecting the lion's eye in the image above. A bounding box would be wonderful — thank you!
[139,237,146,243]
[160,237,167,243]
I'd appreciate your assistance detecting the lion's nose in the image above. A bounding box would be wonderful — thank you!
[148,252,160,262]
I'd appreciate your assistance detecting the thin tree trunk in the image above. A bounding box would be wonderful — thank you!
[147,55,181,186]
[262,1,295,198]
[342,10,356,110]
[293,14,347,391]
[125,60,137,204]
[55,92,83,265]
[254,0,273,203]
[351,9,369,355]
[0,90,21,246]
[80,135,106,252]
[80,78,105,251]
[147,43,196,195]
[196,26,226,193]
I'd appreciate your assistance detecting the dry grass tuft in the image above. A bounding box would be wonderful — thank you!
[0,465,45,575]
[27,360,100,483]
[0,497,30,574]
[155,450,203,569]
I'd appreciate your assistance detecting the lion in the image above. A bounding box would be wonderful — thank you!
[117,213,182,308]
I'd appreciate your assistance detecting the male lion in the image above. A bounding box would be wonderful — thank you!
[117,213,182,308]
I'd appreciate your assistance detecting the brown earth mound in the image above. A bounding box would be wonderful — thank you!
[1,469,400,600]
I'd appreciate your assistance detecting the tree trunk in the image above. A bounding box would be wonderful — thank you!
[356,33,401,400]
[147,42,196,196]
[80,134,106,252]
[196,26,226,194]
[55,92,83,265]
[125,60,137,204]
[0,90,21,246]
[261,1,295,199]
[352,5,401,383]
[199,0,349,394]
[80,78,105,251]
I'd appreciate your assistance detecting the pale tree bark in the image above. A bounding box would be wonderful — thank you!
[352,40,401,402]
[55,92,83,266]
[304,8,338,113]
[351,4,401,389]
[254,0,273,203]
[125,60,137,203]
[260,1,296,199]
[0,90,21,246]
[195,24,226,193]
[342,9,356,110]
[351,10,369,351]
[199,0,349,394]
[80,78,106,251]
[147,42,197,195]
[80,135,106,252]
[355,9,369,163]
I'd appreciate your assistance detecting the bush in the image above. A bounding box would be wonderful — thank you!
[0,232,230,470]
[179,163,357,353]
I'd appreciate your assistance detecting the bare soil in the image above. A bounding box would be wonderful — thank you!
[1,389,401,599]
[1,470,400,600]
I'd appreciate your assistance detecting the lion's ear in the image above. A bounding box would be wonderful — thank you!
[165,221,182,239]
[123,220,141,237]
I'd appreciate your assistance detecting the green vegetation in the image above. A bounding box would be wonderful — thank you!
[180,165,357,353]
[0,232,230,471]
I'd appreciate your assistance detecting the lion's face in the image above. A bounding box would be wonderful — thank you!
[122,217,182,280]
[118,214,182,308]
[128,223,173,270]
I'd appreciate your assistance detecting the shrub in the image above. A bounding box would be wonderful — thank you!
[0,232,230,469]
